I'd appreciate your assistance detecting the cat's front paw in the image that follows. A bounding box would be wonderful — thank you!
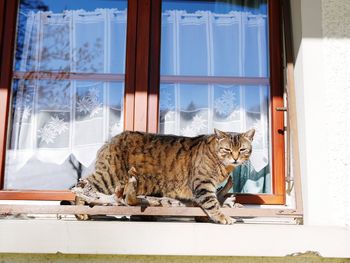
[212,214,236,225]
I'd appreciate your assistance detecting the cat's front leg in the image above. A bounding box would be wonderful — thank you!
[193,179,235,224]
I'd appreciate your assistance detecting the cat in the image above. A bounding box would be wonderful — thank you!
[73,128,255,224]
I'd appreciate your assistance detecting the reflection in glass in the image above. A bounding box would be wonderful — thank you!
[5,80,124,190]
[15,0,127,73]
[5,0,127,190]
[161,0,268,77]
[159,0,271,194]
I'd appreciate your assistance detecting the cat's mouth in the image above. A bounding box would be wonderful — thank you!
[223,160,242,167]
[231,160,241,166]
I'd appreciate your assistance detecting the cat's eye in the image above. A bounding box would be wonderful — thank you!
[240,148,247,152]
[220,147,231,153]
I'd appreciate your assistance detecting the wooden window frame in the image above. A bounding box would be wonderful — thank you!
[0,0,138,201]
[143,0,286,205]
[0,0,290,209]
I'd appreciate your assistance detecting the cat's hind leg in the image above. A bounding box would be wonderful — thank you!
[74,196,91,221]
[123,167,187,207]
[123,168,139,206]
[217,178,244,208]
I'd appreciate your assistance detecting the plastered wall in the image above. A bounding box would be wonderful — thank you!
[321,0,350,226]
[291,0,350,226]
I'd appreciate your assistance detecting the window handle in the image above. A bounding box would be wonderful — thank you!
[276,107,287,112]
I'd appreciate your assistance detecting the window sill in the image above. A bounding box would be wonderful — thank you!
[0,219,349,258]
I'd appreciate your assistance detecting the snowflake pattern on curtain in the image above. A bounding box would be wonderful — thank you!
[6,8,126,172]
[214,89,237,117]
[76,87,103,118]
[37,116,69,144]
[180,114,208,137]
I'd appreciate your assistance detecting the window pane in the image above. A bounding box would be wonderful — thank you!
[160,0,268,77]
[5,80,124,190]
[14,0,127,73]
[159,0,271,194]
[159,83,271,194]
[5,0,127,190]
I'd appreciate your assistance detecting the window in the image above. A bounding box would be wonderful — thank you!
[0,0,285,205]
[159,1,271,195]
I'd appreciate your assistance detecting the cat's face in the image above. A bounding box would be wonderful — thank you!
[214,128,255,167]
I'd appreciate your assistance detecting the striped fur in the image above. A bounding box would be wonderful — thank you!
[78,128,254,224]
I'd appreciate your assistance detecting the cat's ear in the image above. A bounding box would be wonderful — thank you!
[243,129,255,142]
[214,128,227,139]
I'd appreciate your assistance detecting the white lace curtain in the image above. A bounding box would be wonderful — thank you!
[159,10,270,192]
[7,9,126,172]
[6,6,270,193]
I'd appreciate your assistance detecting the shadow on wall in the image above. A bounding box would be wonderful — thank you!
[289,0,323,65]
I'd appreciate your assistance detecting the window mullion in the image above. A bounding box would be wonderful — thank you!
[123,0,138,131]
[147,0,162,133]
[133,0,151,132]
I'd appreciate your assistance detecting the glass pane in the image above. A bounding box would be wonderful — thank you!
[14,0,127,73]
[5,0,127,190]
[5,80,124,190]
[159,83,270,194]
[161,0,268,77]
[159,0,271,194]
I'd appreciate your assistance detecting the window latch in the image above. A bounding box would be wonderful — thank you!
[276,107,287,112]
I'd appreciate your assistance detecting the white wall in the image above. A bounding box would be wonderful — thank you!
[321,0,350,226]
[291,0,350,226]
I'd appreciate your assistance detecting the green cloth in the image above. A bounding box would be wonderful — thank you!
[218,160,271,194]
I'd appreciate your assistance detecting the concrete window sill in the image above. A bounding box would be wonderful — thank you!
[0,220,349,258]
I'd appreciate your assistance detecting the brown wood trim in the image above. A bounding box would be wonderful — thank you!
[133,0,151,132]
[0,0,287,207]
[269,0,285,204]
[11,73,269,91]
[0,204,302,218]
[13,71,125,81]
[124,0,138,131]
[147,0,162,133]
[160,75,270,85]
[0,190,74,201]
[0,0,5,63]
[236,194,285,205]
[0,0,19,189]
[0,190,283,205]
[13,71,270,85]
[0,0,5,186]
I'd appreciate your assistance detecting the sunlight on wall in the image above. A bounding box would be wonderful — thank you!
[291,0,350,226]
[322,0,350,226]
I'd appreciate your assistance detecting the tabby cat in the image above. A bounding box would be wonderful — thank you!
[75,128,254,224]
